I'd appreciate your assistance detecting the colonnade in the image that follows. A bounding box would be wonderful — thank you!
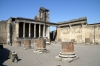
[16,22,50,39]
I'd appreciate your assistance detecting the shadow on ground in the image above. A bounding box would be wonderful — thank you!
[0,46,10,66]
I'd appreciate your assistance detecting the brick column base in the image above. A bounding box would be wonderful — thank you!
[55,42,79,63]
[34,37,49,54]
[15,41,21,46]
[23,40,31,50]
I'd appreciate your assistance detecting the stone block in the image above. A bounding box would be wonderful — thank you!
[24,40,31,46]
[55,42,78,62]
[34,38,49,53]
[85,38,90,44]
[36,38,46,49]
[23,40,31,49]
[15,41,21,46]
[62,42,74,53]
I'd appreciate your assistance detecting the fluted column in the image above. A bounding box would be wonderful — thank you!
[23,22,25,38]
[39,24,41,37]
[34,24,36,38]
[29,23,31,38]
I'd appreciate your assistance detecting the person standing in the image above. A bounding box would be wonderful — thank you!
[11,51,19,62]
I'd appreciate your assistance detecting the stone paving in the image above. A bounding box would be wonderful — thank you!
[1,44,100,66]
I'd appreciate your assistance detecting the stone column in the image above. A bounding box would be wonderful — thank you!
[43,24,45,37]
[29,23,31,38]
[16,22,19,38]
[55,42,79,62]
[23,40,31,49]
[34,23,36,38]
[39,24,41,37]
[47,26,50,39]
[34,37,49,53]
[23,22,25,38]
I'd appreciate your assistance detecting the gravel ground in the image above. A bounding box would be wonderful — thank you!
[1,44,100,66]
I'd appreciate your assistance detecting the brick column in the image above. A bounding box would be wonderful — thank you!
[61,42,74,53]
[34,37,49,53]
[39,24,41,37]
[34,24,36,38]
[29,23,31,38]
[55,42,79,62]
[23,40,31,49]
[23,22,25,38]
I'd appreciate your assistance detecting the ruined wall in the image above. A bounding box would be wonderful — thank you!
[59,25,82,43]
[95,25,100,43]
[57,24,100,44]
[0,21,7,43]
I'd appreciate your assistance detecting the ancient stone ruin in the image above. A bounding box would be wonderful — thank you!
[34,37,49,53]
[55,42,78,62]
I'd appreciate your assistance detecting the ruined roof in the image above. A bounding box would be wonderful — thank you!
[39,7,49,11]
[57,17,87,24]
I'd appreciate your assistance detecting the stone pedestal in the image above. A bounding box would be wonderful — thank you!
[23,40,31,50]
[15,41,21,46]
[55,42,79,63]
[34,38,49,54]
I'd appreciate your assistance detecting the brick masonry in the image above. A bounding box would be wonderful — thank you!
[36,38,46,49]
[62,42,74,53]
[24,40,31,46]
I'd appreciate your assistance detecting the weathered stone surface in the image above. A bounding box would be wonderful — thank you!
[36,38,46,49]
[85,38,90,43]
[71,39,75,42]
[15,41,21,46]
[62,42,74,53]
[34,37,49,53]
[23,40,31,49]
[55,42,78,62]
[24,40,31,46]
[0,21,7,44]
